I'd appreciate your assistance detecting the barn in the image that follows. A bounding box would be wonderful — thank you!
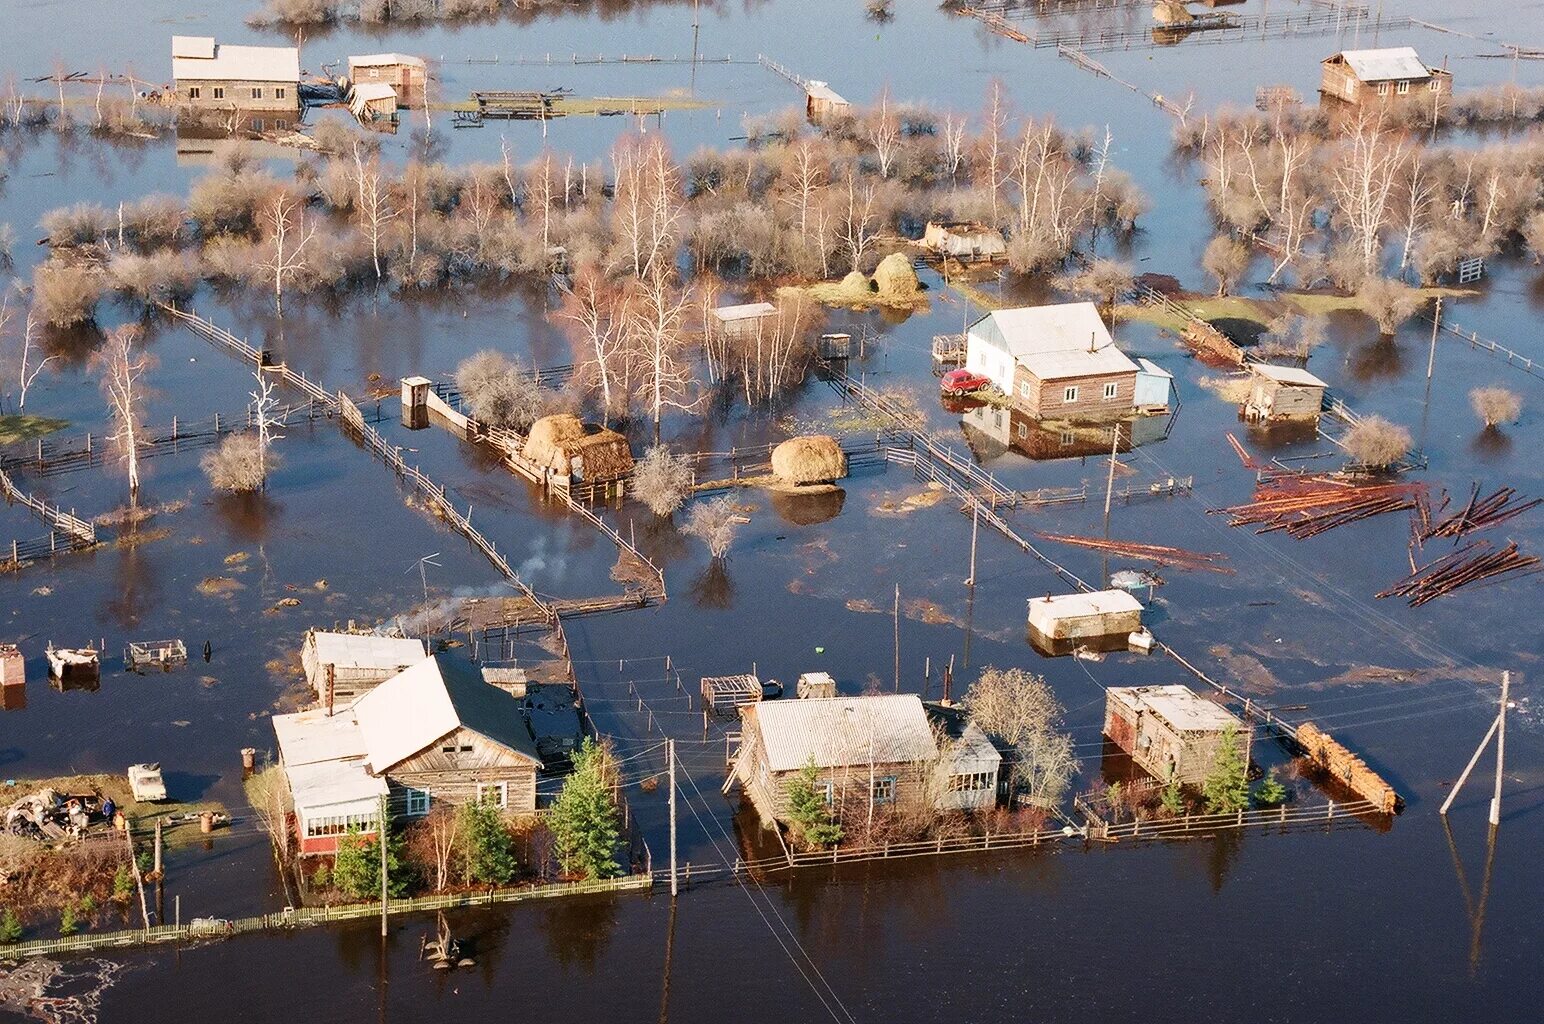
[710,301,778,341]
[347,52,427,107]
[1103,685,1249,785]
[1027,589,1144,646]
[1243,363,1327,423]
[922,221,1007,262]
[1320,47,1451,109]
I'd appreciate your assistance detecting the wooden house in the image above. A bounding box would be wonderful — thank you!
[964,303,1171,420]
[171,36,300,130]
[349,82,398,124]
[796,671,837,699]
[300,629,427,709]
[0,644,22,689]
[1243,363,1327,423]
[347,52,427,108]
[734,694,1000,825]
[1103,685,1249,784]
[710,301,778,342]
[921,221,1007,262]
[272,707,390,856]
[1028,589,1143,646]
[805,81,850,125]
[1320,47,1451,110]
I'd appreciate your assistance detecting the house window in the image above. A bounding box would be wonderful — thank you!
[1103,381,1119,400]
[304,810,379,838]
[252,118,264,132]
[476,782,509,809]
[213,86,225,100]
[460,744,473,752]
[872,776,896,805]
[1063,386,1079,404]
[441,744,456,753]
[1018,381,1031,398]
[188,86,201,99]
[1017,423,1028,439]
[275,87,287,99]
[1059,430,1076,446]
[947,772,994,792]
[1428,80,1440,93]
[1376,82,1390,96]
[820,781,834,806]
[404,787,430,816]
[251,87,264,100]
[1396,80,1410,95]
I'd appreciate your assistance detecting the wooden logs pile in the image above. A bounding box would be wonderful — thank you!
[1295,722,1400,815]
[1211,475,1425,539]
[1034,532,1234,574]
[1379,540,1540,606]
[1421,484,1540,542]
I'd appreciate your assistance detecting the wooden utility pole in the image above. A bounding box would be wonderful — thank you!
[1426,296,1442,381]
[1490,670,1509,826]
[892,583,901,693]
[964,503,979,586]
[379,794,389,937]
[668,739,678,898]
[1102,422,1121,536]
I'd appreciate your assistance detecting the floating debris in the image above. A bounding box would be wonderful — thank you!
[1211,475,1424,539]
[1036,532,1233,574]
[1420,484,1539,542]
[1378,540,1541,606]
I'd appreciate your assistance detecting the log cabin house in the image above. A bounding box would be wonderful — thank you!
[274,653,542,855]
[1103,685,1249,785]
[1320,47,1451,110]
[300,629,427,709]
[171,36,300,131]
[734,694,1001,826]
[964,302,1172,420]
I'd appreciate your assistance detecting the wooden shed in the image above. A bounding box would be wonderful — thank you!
[1028,589,1143,646]
[521,414,634,486]
[922,221,1007,262]
[1243,363,1327,423]
[347,52,427,108]
[1103,684,1249,785]
[349,82,398,124]
[1320,47,1451,110]
[796,671,837,699]
[805,81,850,125]
[710,301,778,342]
[0,644,22,689]
[301,629,427,709]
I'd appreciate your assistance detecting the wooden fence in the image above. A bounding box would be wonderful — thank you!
[1092,799,1382,842]
[0,465,94,545]
[770,826,1069,871]
[1423,314,1544,384]
[160,303,337,409]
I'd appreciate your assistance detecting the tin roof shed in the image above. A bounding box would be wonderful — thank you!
[752,694,939,773]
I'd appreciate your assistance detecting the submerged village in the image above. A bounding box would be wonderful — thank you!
[0,1,1539,1020]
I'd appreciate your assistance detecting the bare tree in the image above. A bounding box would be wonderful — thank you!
[553,263,631,422]
[92,324,153,504]
[426,803,459,892]
[456,350,543,431]
[256,190,315,315]
[1470,386,1521,429]
[942,113,967,187]
[250,368,284,480]
[352,144,396,280]
[683,495,740,559]
[866,87,900,179]
[1202,235,1250,296]
[960,666,1078,807]
[15,313,55,411]
[1358,276,1421,335]
[1343,415,1411,468]
[837,167,877,273]
[1329,114,1407,280]
[632,445,694,517]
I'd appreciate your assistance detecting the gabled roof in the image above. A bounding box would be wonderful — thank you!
[925,702,1003,773]
[969,302,1139,381]
[1251,363,1327,388]
[806,81,849,105]
[349,52,426,69]
[1331,47,1430,82]
[750,694,941,773]
[713,301,777,322]
[1110,684,1243,734]
[307,630,426,671]
[172,38,300,83]
[274,707,368,767]
[353,654,541,772]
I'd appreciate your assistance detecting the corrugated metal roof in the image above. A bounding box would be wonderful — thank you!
[1251,363,1326,387]
[713,302,777,322]
[353,654,540,772]
[309,631,426,671]
[349,52,426,69]
[352,83,397,102]
[1028,588,1144,623]
[1336,47,1429,83]
[285,758,388,811]
[1110,684,1242,734]
[752,694,940,773]
[969,302,1139,381]
[273,708,368,766]
[173,40,300,83]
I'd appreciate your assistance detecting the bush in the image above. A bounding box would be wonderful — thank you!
[458,798,519,885]
[632,445,694,517]
[109,251,197,304]
[40,202,112,246]
[455,350,543,431]
[1061,259,1135,312]
[32,262,105,326]
[311,862,332,890]
[123,194,188,250]
[0,908,21,943]
[1343,415,1411,468]
[189,170,277,236]
[548,738,622,881]
[201,433,273,493]
[683,496,740,559]
[58,902,79,936]
[1470,386,1521,428]
[1202,235,1250,296]
[1252,768,1287,808]
[332,827,377,898]
[112,865,134,903]
[1358,277,1422,335]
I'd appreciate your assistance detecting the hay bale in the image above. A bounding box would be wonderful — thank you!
[521,413,587,472]
[872,252,919,297]
[771,435,848,486]
[840,270,871,293]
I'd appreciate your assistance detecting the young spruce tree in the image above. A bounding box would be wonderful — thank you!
[1202,724,1250,814]
[548,738,622,880]
[784,759,843,849]
[458,797,519,886]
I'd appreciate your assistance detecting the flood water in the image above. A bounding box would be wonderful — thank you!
[1,0,1542,1020]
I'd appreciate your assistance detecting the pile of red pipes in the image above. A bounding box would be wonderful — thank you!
[1378,541,1540,607]
[1211,475,1426,540]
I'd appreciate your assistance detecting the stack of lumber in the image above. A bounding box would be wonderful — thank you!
[1420,485,1540,542]
[1211,475,1425,539]
[1378,540,1540,606]
[1034,533,1234,574]
[1295,722,1400,815]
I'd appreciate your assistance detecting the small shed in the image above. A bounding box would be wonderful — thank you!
[710,301,777,341]
[1103,684,1249,784]
[922,222,1007,262]
[350,82,399,123]
[702,673,762,720]
[796,671,837,699]
[1243,363,1327,423]
[1027,589,1143,643]
[521,414,634,485]
[805,81,850,125]
[347,52,427,107]
[1134,358,1174,412]
[301,630,428,709]
[0,644,23,688]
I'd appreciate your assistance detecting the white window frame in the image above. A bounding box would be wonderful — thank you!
[1396,80,1409,95]
[1018,381,1031,398]
[404,787,430,817]
[820,780,834,806]
[213,86,225,100]
[251,86,264,100]
[1428,79,1440,93]
[1103,381,1119,400]
[1376,82,1390,96]
[1016,423,1028,439]
[476,781,508,809]
[1063,386,1079,404]
[1059,430,1076,446]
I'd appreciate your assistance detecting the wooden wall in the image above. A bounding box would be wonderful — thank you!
[1012,364,1136,419]
[386,727,539,813]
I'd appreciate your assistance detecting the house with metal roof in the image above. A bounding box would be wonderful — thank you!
[347,52,427,108]
[1243,363,1327,423]
[1320,47,1450,109]
[1028,588,1145,654]
[734,694,1001,824]
[273,653,543,854]
[171,35,301,126]
[300,629,427,709]
[1103,685,1250,785]
[964,302,1170,419]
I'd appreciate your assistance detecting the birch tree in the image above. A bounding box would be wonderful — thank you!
[554,263,631,422]
[93,324,152,504]
[352,144,396,280]
[838,168,877,273]
[866,87,900,179]
[15,313,54,411]
[1330,115,1408,279]
[256,190,314,315]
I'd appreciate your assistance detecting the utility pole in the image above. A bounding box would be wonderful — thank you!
[1102,422,1121,536]
[892,583,900,693]
[379,794,389,938]
[1427,295,1442,381]
[1490,670,1509,826]
[668,739,678,897]
[964,503,979,586]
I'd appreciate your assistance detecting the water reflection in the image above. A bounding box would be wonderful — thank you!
[1469,427,1512,462]
[539,896,618,970]
[769,487,845,527]
[689,560,735,609]
[213,491,282,543]
[1347,337,1404,383]
[101,534,161,632]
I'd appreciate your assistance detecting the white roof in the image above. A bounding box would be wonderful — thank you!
[285,758,388,812]
[1028,588,1144,620]
[273,708,368,766]
[1136,357,1173,380]
[1251,363,1326,388]
[752,694,940,773]
[1111,684,1243,734]
[353,658,463,771]
[970,302,1139,381]
[713,302,777,322]
[1334,47,1430,82]
[806,81,848,105]
[349,52,426,69]
[173,39,301,83]
[352,83,398,102]
[309,631,426,671]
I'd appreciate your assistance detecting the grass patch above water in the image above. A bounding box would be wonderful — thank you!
[0,415,68,446]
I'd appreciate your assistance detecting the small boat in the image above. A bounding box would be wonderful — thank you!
[128,762,168,802]
[46,643,100,681]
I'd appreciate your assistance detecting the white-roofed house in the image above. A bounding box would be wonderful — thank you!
[709,301,778,342]
[1243,363,1327,423]
[272,707,390,856]
[1103,684,1250,785]
[300,629,427,708]
[965,302,1167,419]
[1320,47,1450,109]
[347,52,427,107]
[1027,588,1144,648]
[734,693,1001,825]
[172,35,301,128]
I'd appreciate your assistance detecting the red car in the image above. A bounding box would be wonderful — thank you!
[941,369,991,395]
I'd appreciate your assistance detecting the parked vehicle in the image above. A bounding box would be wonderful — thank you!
[941,369,991,395]
[128,763,168,802]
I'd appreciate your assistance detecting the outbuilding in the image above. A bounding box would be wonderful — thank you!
[520,414,634,488]
[1242,363,1327,423]
[1320,47,1451,109]
[347,52,427,107]
[350,82,399,123]
[796,671,837,699]
[805,81,850,125]
[171,35,300,128]
[710,301,778,342]
[1103,684,1249,784]
[301,630,427,709]
[921,221,1007,262]
[1027,589,1144,645]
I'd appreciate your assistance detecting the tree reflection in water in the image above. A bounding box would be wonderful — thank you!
[689,560,735,609]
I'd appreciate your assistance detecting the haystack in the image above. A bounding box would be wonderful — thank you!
[569,428,634,481]
[840,270,871,293]
[520,415,634,481]
[873,252,919,298]
[771,435,848,486]
[522,414,587,472]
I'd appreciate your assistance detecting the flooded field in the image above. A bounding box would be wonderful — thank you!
[0,0,1541,1021]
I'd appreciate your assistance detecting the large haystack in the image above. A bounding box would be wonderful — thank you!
[771,435,848,486]
[522,414,587,472]
[570,428,634,482]
[521,413,633,481]
[873,252,920,298]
